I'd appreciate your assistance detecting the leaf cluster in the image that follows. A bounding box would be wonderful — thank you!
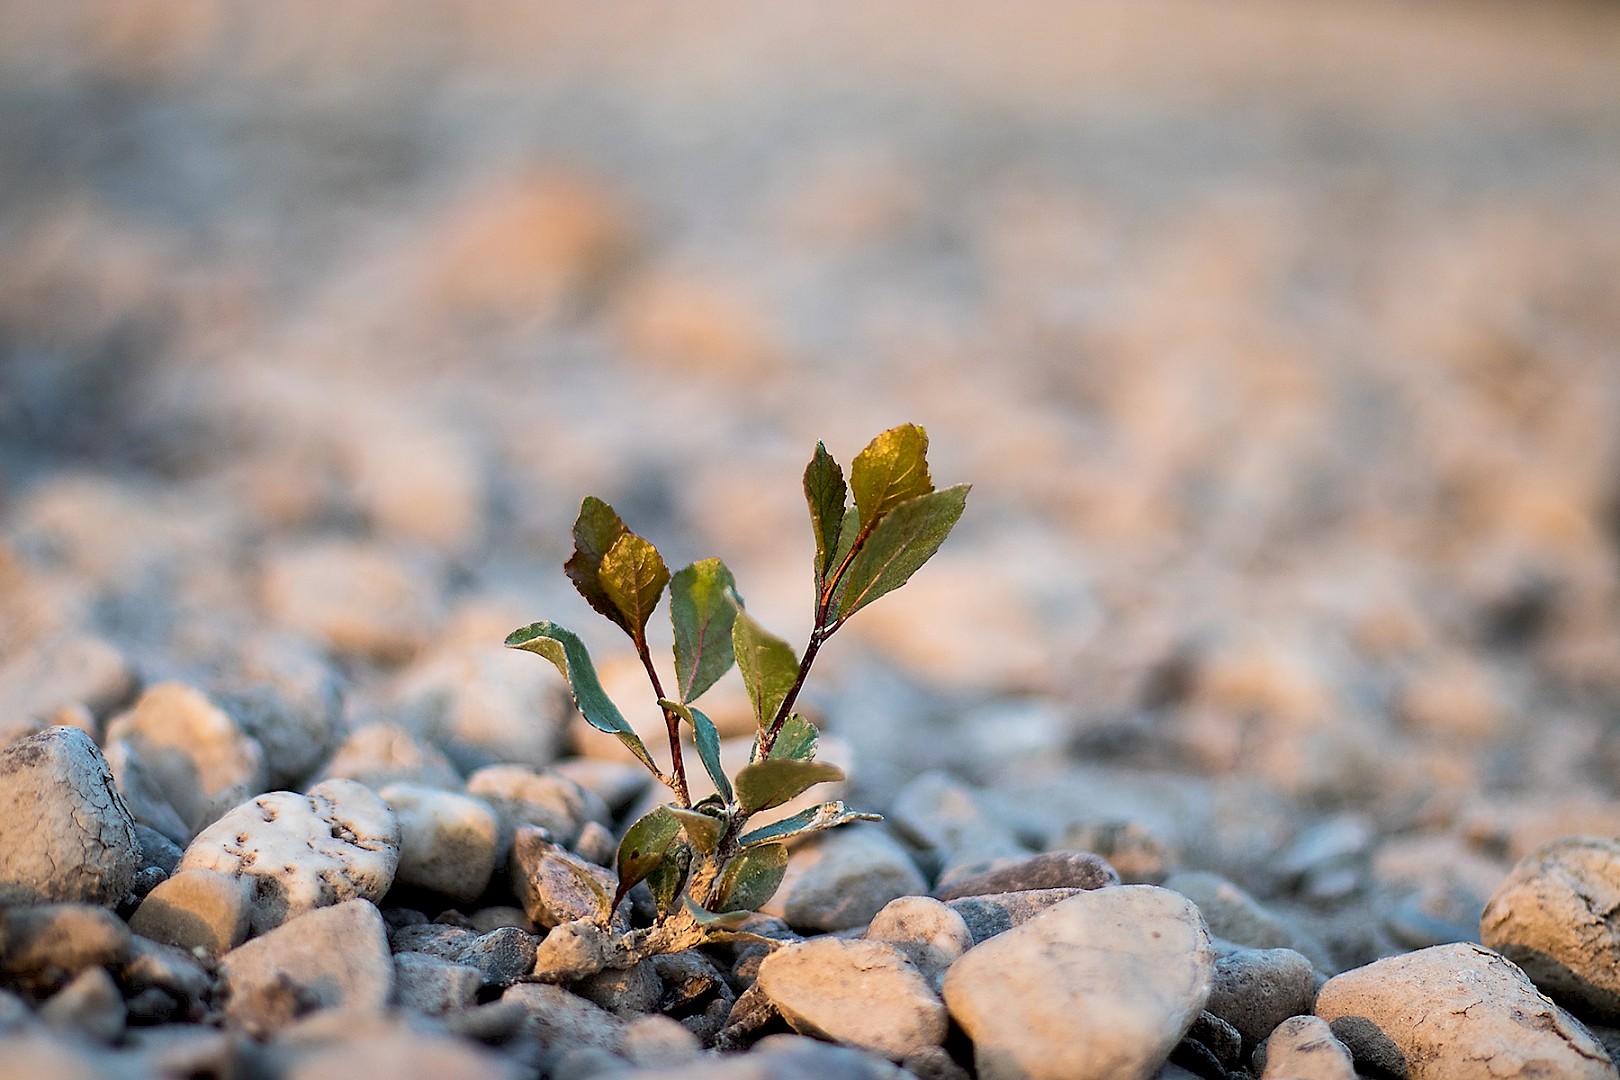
[506,423,966,941]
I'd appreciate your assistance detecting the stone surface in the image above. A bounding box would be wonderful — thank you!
[278,1017,523,1080]
[0,726,141,906]
[1480,835,1620,1022]
[210,637,344,787]
[1055,820,1175,884]
[510,826,617,929]
[1204,945,1318,1050]
[458,925,537,987]
[104,682,267,834]
[574,956,662,1017]
[259,539,441,662]
[316,723,462,792]
[1252,1015,1356,1080]
[935,850,1119,901]
[391,951,483,1013]
[221,899,393,1035]
[1163,870,1333,971]
[863,895,974,989]
[129,867,253,955]
[0,633,133,726]
[943,885,1215,1080]
[381,782,500,904]
[503,981,626,1055]
[530,919,614,982]
[40,965,126,1042]
[117,936,213,1023]
[105,739,193,845]
[946,887,1091,944]
[765,826,929,933]
[758,936,947,1061]
[1314,942,1616,1079]
[467,763,606,851]
[179,778,400,935]
[889,771,1030,886]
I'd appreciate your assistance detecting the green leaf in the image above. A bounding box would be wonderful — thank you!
[504,621,660,774]
[803,442,847,583]
[599,532,670,644]
[613,805,681,911]
[738,801,882,847]
[733,758,845,814]
[564,497,630,629]
[660,699,733,804]
[836,484,969,619]
[647,842,691,918]
[731,599,800,729]
[683,895,752,930]
[667,805,726,854]
[713,843,789,913]
[766,714,819,762]
[670,559,737,702]
[850,423,934,531]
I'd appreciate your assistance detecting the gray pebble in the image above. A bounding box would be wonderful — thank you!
[40,965,126,1042]
[1205,945,1318,1050]
[221,899,394,1036]
[316,722,462,792]
[0,726,140,906]
[757,937,947,1062]
[863,895,973,990]
[1252,1015,1355,1080]
[946,887,1092,944]
[573,957,662,1017]
[457,925,537,987]
[503,981,626,1056]
[510,826,618,929]
[392,951,484,1013]
[767,827,928,933]
[0,902,133,995]
[935,850,1119,901]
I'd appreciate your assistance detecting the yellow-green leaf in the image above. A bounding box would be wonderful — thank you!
[731,599,799,729]
[684,894,752,930]
[734,758,844,814]
[713,843,789,913]
[599,532,670,643]
[667,805,726,854]
[671,559,736,703]
[837,485,969,619]
[647,842,691,917]
[564,497,630,629]
[850,423,933,530]
[766,714,818,762]
[614,806,681,911]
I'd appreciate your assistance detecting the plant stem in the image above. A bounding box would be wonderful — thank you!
[633,636,691,808]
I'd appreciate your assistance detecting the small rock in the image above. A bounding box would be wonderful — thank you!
[0,726,140,906]
[104,682,267,834]
[386,639,567,772]
[511,826,618,929]
[574,957,662,1017]
[766,827,928,933]
[279,1019,523,1080]
[0,633,133,727]
[468,906,532,933]
[179,779,401,934]
[1479,835,1620,1021]
[1055,820,1175,884]
[503,981,626,1055]
[468,763,606,851]
[382,782,500,904]
[392,951,483,1013]
[551,759,653,818]
[935,850,1119,901]
[1204,945,1318,1051]
[652,948,735,1021]
[105,739,193,845]
[946,887,1091,944]
[622,1012,703,1067]
[888,771,1029,886]
[943,885,1216,1080]
[574,819,618,867]
[316,723,462,792]
[863,895,973,990]
[1181,1010,1242,1071]
[133,824,184,876]
[211,637,343,787]
[531,920,613,982]
[1252,1015,1355,1080]
[390,922,475,960]
[116,936,212,1022]
[1274,815,1373,902]
[757,937,947,1061]
[39,965,126,1042]
[259,539,442,662]
[129,867,253,955]
[221,899,393,1035]
[124,1025,241,1080]
[458,925,537,988]
[1314,942,1617,1079]
[0,903,133,994]
[1163,871,1333,971]
[443,998,529,1044]
[902,1045,972,1080]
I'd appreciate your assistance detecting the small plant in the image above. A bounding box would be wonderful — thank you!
[506,423,968,957]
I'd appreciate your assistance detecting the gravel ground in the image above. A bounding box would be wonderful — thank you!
[2,3,1620,1078]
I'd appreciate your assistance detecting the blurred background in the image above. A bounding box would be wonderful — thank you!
[2,1,1620,896]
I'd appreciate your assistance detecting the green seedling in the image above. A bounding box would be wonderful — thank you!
[506,423,968,958]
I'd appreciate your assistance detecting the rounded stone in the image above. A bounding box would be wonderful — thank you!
[381,782,499,904]
[128,867,254,955]
[757,936,948,1062]
[1252,1015,1355,1080]
[221,898,393,1035]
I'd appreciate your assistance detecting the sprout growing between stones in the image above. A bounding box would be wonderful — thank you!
[506,423,968,958]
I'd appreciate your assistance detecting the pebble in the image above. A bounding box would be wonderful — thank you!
[1314,942,1617,1079]
[0,632,134,727]
[39,965,126,1041]
[0,725,141,906]
[1479,835,1620,1021]
[316,723,462,792]
[179,778,401,934]
[104,682,267,834]
[129,867,253,954]
[392,951,484,1013]
[1204,945,1318,1051]
[221,898,394,1035]
[381,782,500,904]
[259,538,441,662]
[621,1012,703,1067]
[0,902,133,995]
[104,739,194,844]
[386,639,567,772]
[278,1019,523,1080]
[935,849,1119,901]
[888,771,1030,886]
[573,957,662,1017]
[457,925,537,987]
[757,936,947,1061]
[503,981,626,1056]
[117,936,213,1023]
[531,919,614,982]
[1054,819,1175,884]
[390,922,475,959]
[946,887,1091,944]
[133,823,184,876]
[765,826,929,932]
[467,763,606,851]
[210,637,344,787]
[863,895,973,990]
[1162,870,1333,971]
[1252,1015,1355,1080]
[510,826,618,929]
[943,885,1215,1080]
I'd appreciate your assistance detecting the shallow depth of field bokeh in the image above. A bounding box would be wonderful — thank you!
[3,1,1620,917]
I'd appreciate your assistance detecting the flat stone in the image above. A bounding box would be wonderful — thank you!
[221,899,393,1036]
[765,826,928,933]
[503,981,626,1055]
[381,782,500,904]
[863,895,973,989]
[392,951,483,1014]
[1252,1015,1355,1080]
[1480,835,1620,1021]
[179,778,401,935]
[104,682,267,834]
[1314,942,1616,1079]
[936,850,1119,901]
[0,903,133,995]
[0,726,140,906]
[1204,945,1318,1050]
[943,885,1215,1080]
[758,937,947,1061]
[129,867,253,955]
[510,826,617,929]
